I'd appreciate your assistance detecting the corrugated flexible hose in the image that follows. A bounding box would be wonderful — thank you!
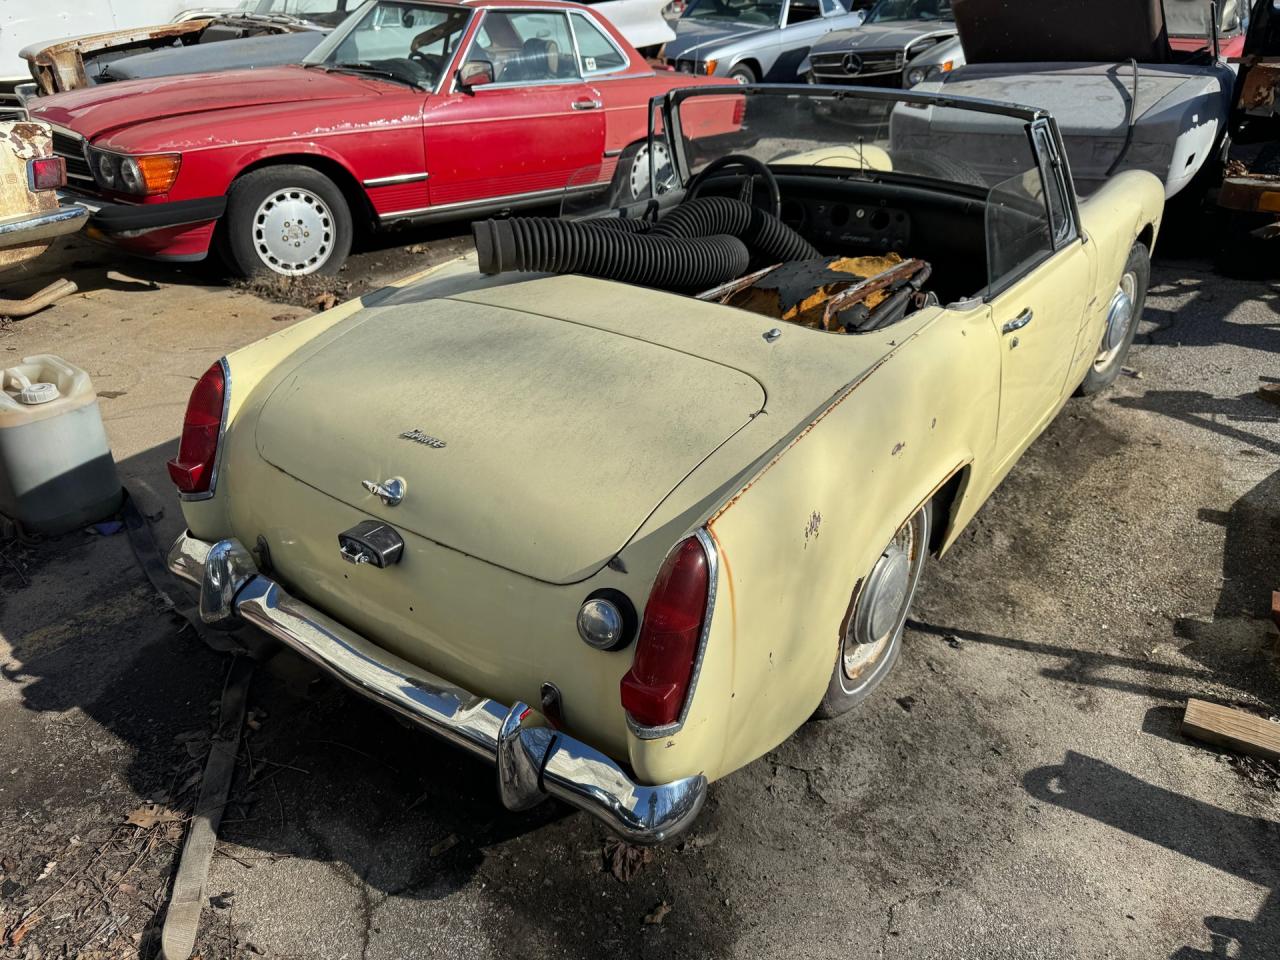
[472,197,818,292]
[473,217,750,292]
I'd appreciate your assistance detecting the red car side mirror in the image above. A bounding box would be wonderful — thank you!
[459,60,495,92]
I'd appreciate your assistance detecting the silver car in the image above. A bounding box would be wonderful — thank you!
[804,0,955,86]
[661,0,865,83]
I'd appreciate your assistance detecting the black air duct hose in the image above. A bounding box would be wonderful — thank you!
[473,217,750,292]
[649,197,820,265]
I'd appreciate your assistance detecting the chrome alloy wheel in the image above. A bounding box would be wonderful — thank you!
[629,140,673,201]
[252,187,336,276]
[1094,269,1138,372]
[839,508,929,694]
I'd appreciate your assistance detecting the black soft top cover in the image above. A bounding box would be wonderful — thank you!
[953,0,1173,64]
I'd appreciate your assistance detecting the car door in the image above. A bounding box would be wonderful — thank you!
[986,120,1095,469]
[423,9,606,211]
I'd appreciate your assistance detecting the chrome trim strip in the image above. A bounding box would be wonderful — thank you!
[603,148,623,158]
[167,532,708,843]
[626,528,719,741]
[377,182,601,221]
[177,356,230,503]
[362,171,430,187]
[567,9,632,78]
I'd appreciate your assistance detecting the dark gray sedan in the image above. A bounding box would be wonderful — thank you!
[803,0,955,86]
[661,0,865,83]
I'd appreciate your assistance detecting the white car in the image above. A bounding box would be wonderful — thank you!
[583,0,675,50]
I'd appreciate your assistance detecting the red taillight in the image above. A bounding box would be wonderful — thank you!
[731,96,745,125]
[620,536,711,728]
[166,361,226,495]
[28,156,66,191]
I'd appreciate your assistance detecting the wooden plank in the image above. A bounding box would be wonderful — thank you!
[1182,699,1280,763]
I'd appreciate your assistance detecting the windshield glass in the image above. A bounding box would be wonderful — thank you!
[865,0,952,23]
[1164,0,1242,37]
[303,0,471,88]
[682,0,784,26]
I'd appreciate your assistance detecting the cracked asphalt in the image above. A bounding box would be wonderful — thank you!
[0,225,1277,959]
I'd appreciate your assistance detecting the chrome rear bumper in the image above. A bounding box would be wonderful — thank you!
[166,532,706,843]
[0,203,87,249]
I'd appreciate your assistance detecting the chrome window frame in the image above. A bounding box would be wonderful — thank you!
[453,7,586,90]
[303,0,477,95]
[566,9,632,77]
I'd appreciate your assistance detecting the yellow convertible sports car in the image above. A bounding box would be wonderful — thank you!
[166,85,1163,843]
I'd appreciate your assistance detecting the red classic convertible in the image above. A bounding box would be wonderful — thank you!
[28,0,730,276]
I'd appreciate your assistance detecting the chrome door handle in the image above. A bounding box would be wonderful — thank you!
[572,98,602,110]
[1002,308,1033,334]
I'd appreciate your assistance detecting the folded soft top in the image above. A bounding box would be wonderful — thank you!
[953,0,1172,64]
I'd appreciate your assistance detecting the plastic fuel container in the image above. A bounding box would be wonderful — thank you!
[0,355,122,535]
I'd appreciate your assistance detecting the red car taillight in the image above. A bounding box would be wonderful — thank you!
[166,361,226,495]
[28,156,66,191]
[620,535,712,729]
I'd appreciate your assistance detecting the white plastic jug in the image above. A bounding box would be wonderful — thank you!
[0,355,122,535]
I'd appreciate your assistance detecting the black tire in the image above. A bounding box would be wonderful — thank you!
[892,150,986,188]
[728,62,758,84]
[223,165,353,278]
[814,502,931,720]
[1076,241,1150,396]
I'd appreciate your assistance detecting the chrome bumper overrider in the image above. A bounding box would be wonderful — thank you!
[166,533,707,843]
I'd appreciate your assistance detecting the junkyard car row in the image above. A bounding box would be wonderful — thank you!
[1,0,1278,849]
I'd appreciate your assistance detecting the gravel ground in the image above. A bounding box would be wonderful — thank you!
[0,224,1277,960]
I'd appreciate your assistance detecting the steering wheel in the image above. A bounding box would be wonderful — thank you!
[686,154,781,219]
[408,49,443,81]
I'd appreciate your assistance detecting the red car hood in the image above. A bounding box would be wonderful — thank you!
[29,66,371,140]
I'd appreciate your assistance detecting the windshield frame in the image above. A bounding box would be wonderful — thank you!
[302,0,477,93]
[653,83,1082,289]
[864,0,953,25]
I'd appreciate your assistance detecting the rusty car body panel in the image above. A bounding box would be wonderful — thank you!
[0,120,87,272]
[22,13,324,96]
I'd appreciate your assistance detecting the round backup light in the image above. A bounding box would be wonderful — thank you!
[576,589,637,651]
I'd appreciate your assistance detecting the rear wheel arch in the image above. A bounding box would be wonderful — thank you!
[1137,222,1156,254]
[927,463,973,556]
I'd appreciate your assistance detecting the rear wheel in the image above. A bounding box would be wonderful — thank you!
[610,138,675,205]
[223,165,353,278]
[1076,241,1149,396]
[815,503,930,719]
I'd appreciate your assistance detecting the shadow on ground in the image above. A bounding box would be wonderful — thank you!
[1026,751,1279,959]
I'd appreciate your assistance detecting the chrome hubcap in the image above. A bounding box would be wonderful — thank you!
[252,188,335,276]
[629,141,673,200]
[1094,270,1137,371]
[842,512,925,685]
